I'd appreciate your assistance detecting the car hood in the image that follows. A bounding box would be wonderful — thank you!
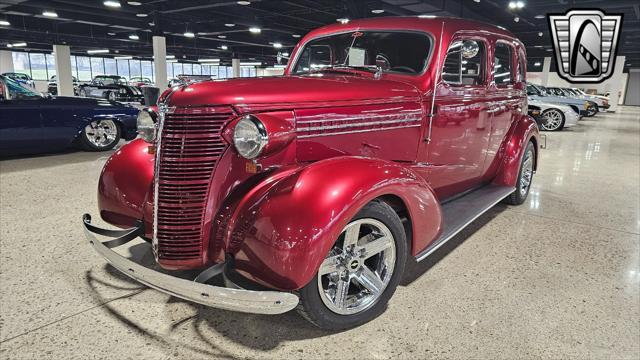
[529,99,572,112]
[529,94,586,106]
[166,74,421,110]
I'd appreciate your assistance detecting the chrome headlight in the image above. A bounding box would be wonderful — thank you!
[137,110,157,143]
[233,115,268,159]
[119,88,127,94]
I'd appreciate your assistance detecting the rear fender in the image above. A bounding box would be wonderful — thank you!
[226,156,442,290]
[492,114,540,187]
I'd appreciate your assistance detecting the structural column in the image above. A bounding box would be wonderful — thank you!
[540,57,552,86]
[232,58,240,78]
[606,55,625,112]
[0,50,14,74]
[152,36,167,88]
[53,44,74,96]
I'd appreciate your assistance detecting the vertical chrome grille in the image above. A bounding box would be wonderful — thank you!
[155,106,234,263]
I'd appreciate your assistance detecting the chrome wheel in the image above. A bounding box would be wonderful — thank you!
[519,147,534,197]
[84,120,118,148]
[540,109,563,131]
[317,218,396,315]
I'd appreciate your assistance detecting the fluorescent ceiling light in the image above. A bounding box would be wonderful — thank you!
[128,34,139,40]
[0,20,10,26]
[282,52,289,57]
[371,9,384,14]
[249,27,261,34]
[534,62,541,66]
[535,14,545,19]
[273,43,282,49]
[87,49,109,54]
[336,18,349,24]
[237,1,251,5]
[166,55,175,59]
[104,1,121,8]
[115,56,133,60]
[418,14,436,18]
[240,62,261,66]
[292,34,301,38]
[128,1,142,5]
[508,1,524,9]
[199,58,220,62]
[184,32,195,38]
[136,13,147,17]
[6,42,26,48]
[107,32,116,36]
[225,23,235,27]
[220,45,228,50]
[218,35,227,39]
[42,11,58,17]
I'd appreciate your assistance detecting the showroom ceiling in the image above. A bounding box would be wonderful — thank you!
[0,0,638,69]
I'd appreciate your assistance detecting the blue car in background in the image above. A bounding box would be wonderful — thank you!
[0,75,139,157]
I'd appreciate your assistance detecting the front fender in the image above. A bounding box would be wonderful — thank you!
[493,114,540,187]
[98,139,154,231]
[227,156,442,291]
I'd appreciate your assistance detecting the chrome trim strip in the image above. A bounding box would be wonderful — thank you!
[152,103,168,261]
[415,186,515,262]
[297,124,421,138]
[83,216,299,315]
[297,111,423,124]
[298,118,421,132]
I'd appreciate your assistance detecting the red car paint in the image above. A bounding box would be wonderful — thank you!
[97,17,539,289]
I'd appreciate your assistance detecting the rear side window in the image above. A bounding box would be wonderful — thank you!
[442,39,485,86]
[517,52,526,83]
[494,43,513,86]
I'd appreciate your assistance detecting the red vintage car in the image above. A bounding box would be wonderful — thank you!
[83,16,539,330]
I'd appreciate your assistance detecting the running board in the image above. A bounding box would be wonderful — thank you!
[415,184,515,261]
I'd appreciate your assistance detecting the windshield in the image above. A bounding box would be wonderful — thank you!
[292,31,432,75]
[97,77,127,85]
[526,84,543,96]
[2,76,41,99]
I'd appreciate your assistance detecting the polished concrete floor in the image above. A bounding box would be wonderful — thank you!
[1,107,638,359]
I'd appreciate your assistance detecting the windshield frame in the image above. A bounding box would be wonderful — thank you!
[288,29,435,77]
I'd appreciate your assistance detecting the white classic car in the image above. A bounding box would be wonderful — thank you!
[528,98,579,131]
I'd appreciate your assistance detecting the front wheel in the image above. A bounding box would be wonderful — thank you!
[78,88,87,97]
[586,106,597,117]
[78,119,121,151]
[504,141,535,205]
[297,200,407,330]
[540,109,565,131]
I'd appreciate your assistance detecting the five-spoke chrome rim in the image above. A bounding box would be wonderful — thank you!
[519,148,534,196]
[317,218,396,315]
[84,120,118,148]
[541,110,562,131]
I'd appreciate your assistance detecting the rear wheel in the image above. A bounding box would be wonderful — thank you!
[540,109,565,131]
[297,200,407,330]
[504,141,535,205]
[586,106,597,117]
[78,119,121,151]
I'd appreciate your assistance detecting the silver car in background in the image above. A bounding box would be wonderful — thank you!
[529,98,580,131]
[527,83,592,118]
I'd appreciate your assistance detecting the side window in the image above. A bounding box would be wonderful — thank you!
[494,42,513,86]
[294,45,331,72]
[442,39,485,86]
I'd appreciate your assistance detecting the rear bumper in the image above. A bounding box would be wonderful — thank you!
[82,214,299,314]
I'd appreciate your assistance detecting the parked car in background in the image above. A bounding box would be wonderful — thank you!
[84,17,540,330]
[528,98,579,131]
[47,75,80,96]
[568,88,610,112]
[129,76,153,87]
[2,72,35,88]
[546,87,599,117]
[77,75,144,104]
[527,83,591,118]
[0,75,138,156]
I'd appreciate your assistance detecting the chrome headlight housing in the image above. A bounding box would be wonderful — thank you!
[137,109,157,143]
[119,87,127,94]
[233,115,268,159]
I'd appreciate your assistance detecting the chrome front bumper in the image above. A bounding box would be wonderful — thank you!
[82,214,299,315]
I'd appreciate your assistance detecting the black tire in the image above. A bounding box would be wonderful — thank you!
[540,109,565,131]
[296,200,407,330]
[78,119,121,151]
[504,141,536,205]
[78,88,87,97]
[585,106,597,117]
